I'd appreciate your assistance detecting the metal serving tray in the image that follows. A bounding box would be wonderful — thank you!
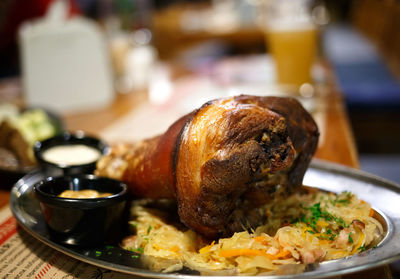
[9,159,400,278]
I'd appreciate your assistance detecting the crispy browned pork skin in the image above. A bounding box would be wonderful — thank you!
[96,95,319,238]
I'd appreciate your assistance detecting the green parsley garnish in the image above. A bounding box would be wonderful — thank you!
[295,201,349,241]
[301,202,348,231]
[332,215,348,228]
[331,191,352,206]
[300,203,322,232]
[129,247,144,254]
[348,232,353,243]
[358,245,366,251]
[130,222,138,228]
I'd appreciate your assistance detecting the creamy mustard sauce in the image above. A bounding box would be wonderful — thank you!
[42,144,101,165]
[58,189,112,198]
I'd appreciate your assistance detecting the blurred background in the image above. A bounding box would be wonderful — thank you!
[0,0,399,185]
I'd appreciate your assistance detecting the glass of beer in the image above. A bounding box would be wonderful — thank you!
[264,0,318,88]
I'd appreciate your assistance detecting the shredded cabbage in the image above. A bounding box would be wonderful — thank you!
[122,190,384,275]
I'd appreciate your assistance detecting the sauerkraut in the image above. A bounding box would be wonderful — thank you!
[121,189,385,275]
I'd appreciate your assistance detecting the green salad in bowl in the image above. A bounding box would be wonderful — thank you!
[0,103,63,173]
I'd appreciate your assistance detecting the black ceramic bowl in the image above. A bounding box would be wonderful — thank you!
[34,175,128,246]
[34,131,109,177]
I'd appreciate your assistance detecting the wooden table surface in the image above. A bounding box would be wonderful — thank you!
[0,66,392,278]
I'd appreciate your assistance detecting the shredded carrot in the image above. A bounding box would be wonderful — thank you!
[218,249,263,258]
[302,226,315,238]
[152,243,162,250]
[270,249,291,259]
[199,241,215,254]
[170,245,180,253]
[369,208,374,217]
[360,200,366,204]
[331,250,348,258]
[351,232,365,254]
[254,236,267,243]
[318,221,329,228]
[218,249,291,260]
[319,239,331,245]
